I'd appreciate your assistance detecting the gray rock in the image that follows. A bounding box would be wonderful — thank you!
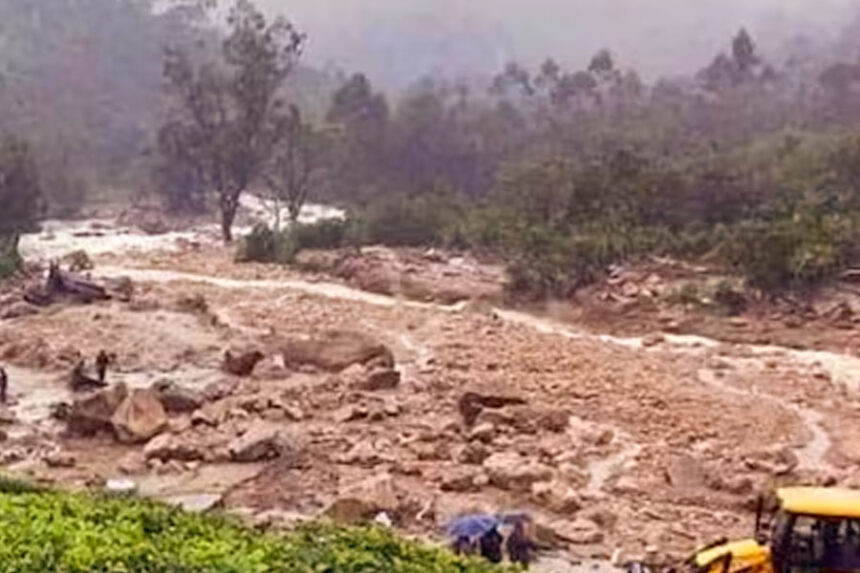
[483,452,553,492]
[228,422,290,463]
[155,382,205,413]
[165,493,223,513]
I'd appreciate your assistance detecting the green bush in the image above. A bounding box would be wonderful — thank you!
[504,226,611,299]
[354,194,466,248]
[503,223,670,299]
[238,223,299,264]
[668,283,703,306]
[0,488,508,573]
[725,212,857,292]
[292,218,351,250]
[712,280,747,316]
[0,235,22,279]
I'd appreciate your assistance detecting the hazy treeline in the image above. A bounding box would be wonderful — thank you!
[3,0,860,293]
[303,14,860,295]
[0,0,337,218]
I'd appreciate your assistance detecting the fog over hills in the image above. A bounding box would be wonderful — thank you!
[258,0,857,89]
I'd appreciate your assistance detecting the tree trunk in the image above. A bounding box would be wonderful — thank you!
[289,202,301,223]
[221,211,234,243]
[220,194,239,243]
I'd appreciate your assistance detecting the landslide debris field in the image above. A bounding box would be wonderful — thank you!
[2,211,860,568]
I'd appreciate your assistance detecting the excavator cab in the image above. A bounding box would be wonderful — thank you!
[688,488,860,573]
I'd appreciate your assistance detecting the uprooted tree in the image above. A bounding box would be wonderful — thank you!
[158,0,304,241]
[0,137,41,278]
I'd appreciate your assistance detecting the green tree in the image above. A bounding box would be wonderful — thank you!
[732,28,759,75]
[160,0,304,241]
[0,137,41,277]
[325,73,390,200]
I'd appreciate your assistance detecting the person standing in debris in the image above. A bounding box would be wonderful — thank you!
[95,351,110,383]
[479,527,504,564]
[506,520,537,568]
[0,366,7,404]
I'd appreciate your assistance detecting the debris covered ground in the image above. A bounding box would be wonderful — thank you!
[1,209,859,570]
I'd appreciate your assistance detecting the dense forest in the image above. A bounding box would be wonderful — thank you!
[2,0,860,295]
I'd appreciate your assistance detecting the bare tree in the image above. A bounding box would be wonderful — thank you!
[263,105,326,229]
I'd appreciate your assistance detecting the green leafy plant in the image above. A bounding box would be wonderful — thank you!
[292,219,350,250]
[238,223,300,264]
[0,487,510,573]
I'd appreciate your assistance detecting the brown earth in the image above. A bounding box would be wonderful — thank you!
[1,221,859,568]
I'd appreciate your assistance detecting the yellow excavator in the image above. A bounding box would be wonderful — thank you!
[687,487,860,573]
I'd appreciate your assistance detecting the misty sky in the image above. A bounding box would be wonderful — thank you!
[257,0,856,89]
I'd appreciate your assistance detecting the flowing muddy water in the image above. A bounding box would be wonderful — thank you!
[19,196,344,263]
[6,364,223,427]
[585,438,643,496]
[697,369,831,471]
[19,218,215,261]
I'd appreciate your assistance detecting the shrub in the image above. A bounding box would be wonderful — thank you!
[292,218,350,250]
[669,283,702,306]
[0,235,22,280]
[0,137,42,239]
[725,212,857,292]
[504,226,615,299]
[712,280,747,316]
[504,223,664,299]
[0,488,507,573]
[354,194,466,248]
[238,223,299,264]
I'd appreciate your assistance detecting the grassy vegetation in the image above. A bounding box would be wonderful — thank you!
[0,235,23,280]
[238,219,355,264]
[0,481,508,573]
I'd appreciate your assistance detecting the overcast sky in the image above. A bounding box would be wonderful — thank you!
[256,0,857,89]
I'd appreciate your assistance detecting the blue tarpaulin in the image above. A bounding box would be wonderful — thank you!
[446,514,500,539]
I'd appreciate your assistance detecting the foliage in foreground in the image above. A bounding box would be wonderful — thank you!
[0,485,507,573]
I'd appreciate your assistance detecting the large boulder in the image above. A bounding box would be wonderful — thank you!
[66,384,129,436]
[483,452,553,492]
[228,422,299,463]
[359,368,401,391]
[111,388,169,444]
[154,382,205,414]
[440,468,484,493]
[325,473,400,524]
[531,481,583,513]
[282,330,394,372]
[336,257,399,296]
[144,431,210,462]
